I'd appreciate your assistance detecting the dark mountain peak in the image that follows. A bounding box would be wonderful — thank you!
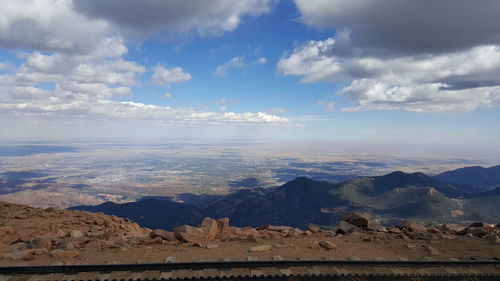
[286,176,318,185]
[434,163,500,192]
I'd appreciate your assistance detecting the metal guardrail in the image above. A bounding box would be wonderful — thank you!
[1,260,499,275]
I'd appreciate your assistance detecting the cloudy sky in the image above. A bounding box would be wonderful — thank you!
[0,0,499,146]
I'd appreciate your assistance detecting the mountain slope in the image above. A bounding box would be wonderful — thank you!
[434,164,500,192]
[71,170,500,230]
[71,199,204,230]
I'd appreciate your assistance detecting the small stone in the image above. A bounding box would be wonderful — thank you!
[406,243,417,249]
[348,256,360,261]
[70,230,84,238]
[319,241,337,250]
[249,245,272,252]
[206,243,219,249]
[310,241,321,249]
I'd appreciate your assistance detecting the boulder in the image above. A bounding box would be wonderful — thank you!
[150,229,176,241]
[216,218,233,241]
[308,226,320,233]
[336,220,360,234]
[201,218,218,241]
[343,213,371,228]
[174,225,208,244]
[399,220,427,233]
[466,227,487,237]
[468,222,486,228]
[366,222,386,232]
[319,241,337,250]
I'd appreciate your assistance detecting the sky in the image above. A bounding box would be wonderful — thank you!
[0,0,499,148]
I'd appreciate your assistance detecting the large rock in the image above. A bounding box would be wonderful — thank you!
[201,218,218,241]
[174,225,208,243]
[343,213,371,228]
[336,220,360,234]
[217,218,233,241]
[399,220,427,233]
[150,229,176,241]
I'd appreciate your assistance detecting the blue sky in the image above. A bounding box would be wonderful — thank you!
[0,0,499,148]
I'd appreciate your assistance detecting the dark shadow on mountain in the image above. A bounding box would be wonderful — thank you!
[228,177,262,191]
[0,170,56,194]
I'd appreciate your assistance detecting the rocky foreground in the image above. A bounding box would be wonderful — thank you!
[0,201,499,265]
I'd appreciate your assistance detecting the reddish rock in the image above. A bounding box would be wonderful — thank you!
[336,220,360,234]
[2,249,35,260]
[201,217,218,241]
[310,240,321,249]
[216,218,233,241]
[319,241,337,250]
[174,225,208,243]
[343,213,371,228]
[84,240,104,251]
[308,226,320,233]
[150,229,176,241]
[399,220,427,233]
[31,236,53,249]
[70,229,84,238]
[246,234,258,243]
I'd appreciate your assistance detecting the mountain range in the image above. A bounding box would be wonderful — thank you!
[72,164,500,230]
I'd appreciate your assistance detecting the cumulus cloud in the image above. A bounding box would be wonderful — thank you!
[0,0,110,54]
[278,1,500,113]
[0,1,289,128]
[73,0,275,38]
[294,0,500,54]
[151,65,192,86]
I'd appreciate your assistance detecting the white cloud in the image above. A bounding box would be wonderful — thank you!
[0,0,111,54]
[163,93,172,99]
[294,0,500,54]
[151,65,192,86]
[0,0,291,130]
[214,56,245,77]
[73,0,276,38]
[281,1,500,113]
[278,38,500,113]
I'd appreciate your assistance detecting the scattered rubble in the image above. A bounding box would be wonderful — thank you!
[1,202,499,264]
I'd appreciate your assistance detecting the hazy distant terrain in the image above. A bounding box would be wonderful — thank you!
[0,140,497,208]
